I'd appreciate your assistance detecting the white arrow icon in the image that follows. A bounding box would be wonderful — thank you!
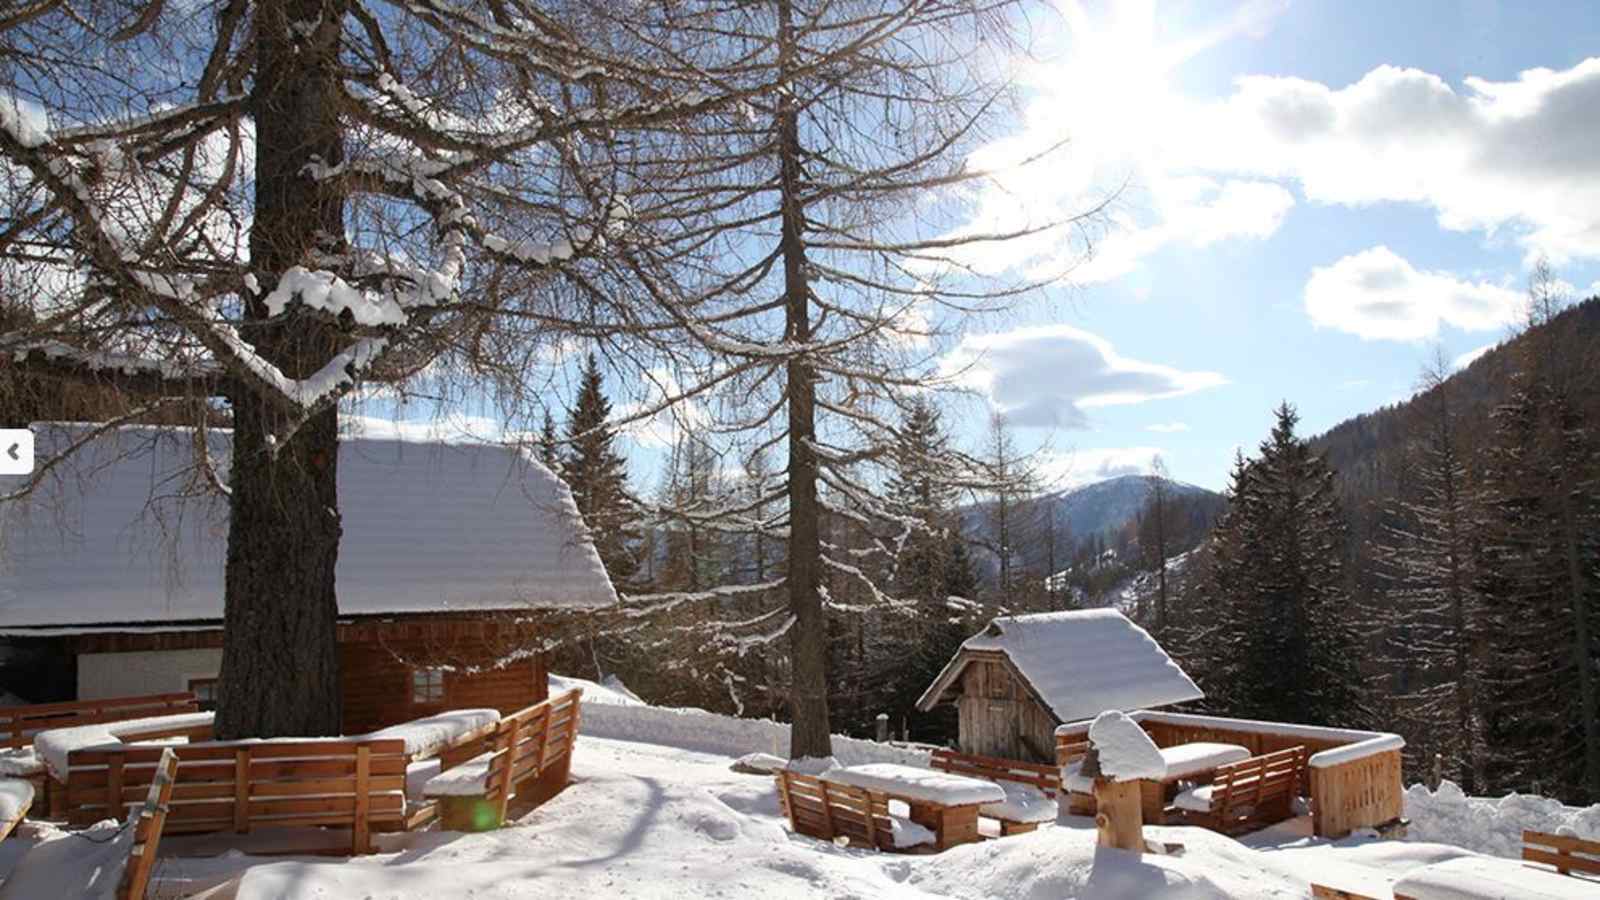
[0,429,33,475]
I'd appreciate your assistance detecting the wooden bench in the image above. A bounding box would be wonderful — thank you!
[775,769,911,851]
[1524,829,1600,878]
[929,749,1060,835]
[66,737,406,855]
[116,747,177,900]
[1170,745,1306,835]
[421,689,581,832]
[1056,738,1098,816]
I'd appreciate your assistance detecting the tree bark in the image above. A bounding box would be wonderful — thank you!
[215,0,349,739]
[776,0,831,760]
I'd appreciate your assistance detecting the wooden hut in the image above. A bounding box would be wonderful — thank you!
[0,423,616,732]
[915,609,1201,762]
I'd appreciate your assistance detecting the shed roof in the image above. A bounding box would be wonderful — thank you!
[0,423,617,629]
[914,609,1202,723]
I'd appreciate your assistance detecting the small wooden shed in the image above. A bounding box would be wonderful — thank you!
[915,609,1202,763]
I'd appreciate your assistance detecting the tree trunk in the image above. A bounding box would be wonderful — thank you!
[1558,470,1600,799]
[776,0,831,760]
[215,0,349,739]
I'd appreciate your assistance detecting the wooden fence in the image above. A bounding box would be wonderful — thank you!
[0,693,198,751]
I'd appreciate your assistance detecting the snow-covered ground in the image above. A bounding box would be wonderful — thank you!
[0,677,1594,899]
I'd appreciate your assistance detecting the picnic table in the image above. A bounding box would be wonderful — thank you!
[1392,854,1599,899]
[819,763,1004,850]
[1142,742,1251,820]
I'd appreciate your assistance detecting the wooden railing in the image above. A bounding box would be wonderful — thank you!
[116,747,177,900]
[66,737,406,855]
[1523,829,1600,878]
[775,769,896,851]
[0,692,198,751]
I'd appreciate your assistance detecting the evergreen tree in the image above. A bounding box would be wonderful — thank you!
[1366,355,1486,790]
[1476,267,1600,801]
[563,354,636,583]
[538,411,562,475]
[1195,403,1366,727]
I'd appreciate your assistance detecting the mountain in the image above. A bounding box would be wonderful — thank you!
[959,474,1226,584]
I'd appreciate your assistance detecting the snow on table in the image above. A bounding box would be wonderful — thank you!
[367,708,499,760]
[819,763,1004,807]
[35,711,215,780]
[979,781,1056,824]
[1158,742,1251,780]
[1392,855,1600,899]
[1088,710,1165,782]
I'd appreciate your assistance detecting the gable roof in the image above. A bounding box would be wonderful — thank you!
[0,423,617,629]
[915,609,1202,723]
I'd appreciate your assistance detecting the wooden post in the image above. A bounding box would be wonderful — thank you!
[233,749,250,834]
[875,713,889,743]
[107,752,124,821]
[1430,753,1443,791]
[1093,778,1144,853]
[494,719,522,825]
[353,746,371,855]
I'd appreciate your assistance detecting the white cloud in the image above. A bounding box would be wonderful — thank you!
[1452,343,1495,370]
[1037,446,1164,489]
[944,4,1600,280]
[1303,246,1523,341]
[940,324,1226,428]
[1145,422,1190,433]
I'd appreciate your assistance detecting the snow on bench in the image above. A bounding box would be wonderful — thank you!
[1088,710,1165,782]
[0,746,44,778]
[423,753,494,798]
[819,763,1005,807]
[981,780,1056,825]
[367,709,500,760]
[0,776,34,836]
[1393,854,1600,899]
[37,711,214,780]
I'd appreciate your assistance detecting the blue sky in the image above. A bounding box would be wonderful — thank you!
[927,0,1600,491]
[356,1,1600,496]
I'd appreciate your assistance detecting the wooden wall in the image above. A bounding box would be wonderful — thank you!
[1310,748,1404,839]
[955,658,1058,763]
[339,639,547,735]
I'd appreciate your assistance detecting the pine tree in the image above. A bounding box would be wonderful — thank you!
[1366,355,1486,790]
[563,354,635,583]
[1476,265,1600,801]
[1196,403,1366,727]
[538,411,562,475]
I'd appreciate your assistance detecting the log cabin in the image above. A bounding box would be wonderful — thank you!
[0,423,616,732]
[915,609,1202,763]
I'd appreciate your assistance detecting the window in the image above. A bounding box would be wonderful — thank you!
[188,677,219,711]
[411,668,446,705]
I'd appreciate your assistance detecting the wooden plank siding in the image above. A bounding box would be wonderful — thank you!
[1309,748,1403,839]
[955,655,1059,763]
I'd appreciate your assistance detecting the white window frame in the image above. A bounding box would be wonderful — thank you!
[411,668,446,704]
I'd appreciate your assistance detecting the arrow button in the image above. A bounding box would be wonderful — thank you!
[0,429,32,475]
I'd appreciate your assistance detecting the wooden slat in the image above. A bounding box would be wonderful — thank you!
[1523,830,1600,877]
[116,748,177,900]
[353,746,371,855]
[233,749,250,834]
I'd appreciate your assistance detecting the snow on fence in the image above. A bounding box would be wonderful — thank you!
[573,696,930,768]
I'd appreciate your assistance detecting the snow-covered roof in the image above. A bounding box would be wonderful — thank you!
[0,424,617,629]
[914,609,1203,723]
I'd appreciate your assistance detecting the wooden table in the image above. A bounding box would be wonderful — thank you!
[819,763,1005,850]
[1141,742,1251,822]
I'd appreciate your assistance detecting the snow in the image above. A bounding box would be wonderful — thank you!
[422,754,493,797]
[1061,760,1094,793]
[979,781,1057,824]
[405,759,440,801]
[367,709,499,759]
[0,747,44,778]
[0,92,48,147]
[263,266,409,326]
[0,424,617,630]
[0,779,32,823]
[549,673,643,706]
[888,816,936,849]
[567,681,929,768]
[35,711,215,780]
[1391,855,1600,899]
[1089,710,1166,782]
[1158,743,1252,779]
[923,609,1203,723]
[1174,783,1219,813]
[0,689,1565,900]
[1403,780,1600,860]
[820,764,1006,806]
[0,815,132,899]
[730,752,788,775]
